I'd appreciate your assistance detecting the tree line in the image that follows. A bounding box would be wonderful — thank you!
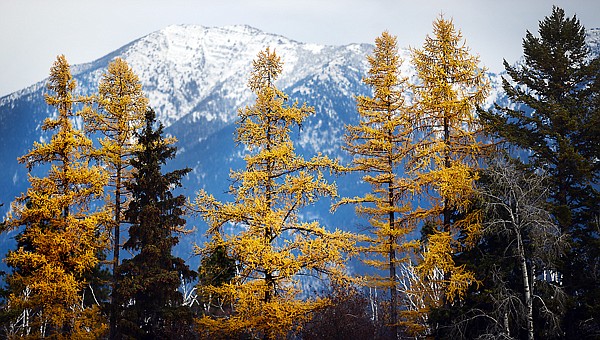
[0,7,598,339]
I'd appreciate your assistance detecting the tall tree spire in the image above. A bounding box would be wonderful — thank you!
[83,57,148,339]
[410,14,490,310]
[338,31,415,338]
[3,55,109,338]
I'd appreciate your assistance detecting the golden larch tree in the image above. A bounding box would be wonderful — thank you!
[409,16,490,307]
[337,31,416,337]
[3,55,110,338]
[194,48,356,339]
[82,57,148,338]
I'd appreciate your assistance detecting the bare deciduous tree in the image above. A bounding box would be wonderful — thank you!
[479,160,567,340]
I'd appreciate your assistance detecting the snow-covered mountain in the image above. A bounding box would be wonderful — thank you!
[0,25,597,268]
[0,24,377,267]
[1,27,366,200]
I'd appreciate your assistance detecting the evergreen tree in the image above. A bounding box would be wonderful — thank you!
[194,48,356,339]
[83,57,148,338]
[409,15,490,325]
[338,31,416,337]
[480,7,600,336]
[2,55,110,338]
[115,108,195,339]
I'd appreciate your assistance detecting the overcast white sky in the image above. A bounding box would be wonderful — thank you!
[1,0,599,97]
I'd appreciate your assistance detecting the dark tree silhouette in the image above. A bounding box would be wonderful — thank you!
[115,108,195,339]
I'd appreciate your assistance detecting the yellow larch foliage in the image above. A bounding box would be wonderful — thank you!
[3,55,110,338]
[81,57,147,337]
[194,48,357,339]
[83,56,147,236]
[409,16,490,306]
[336,31,416,336]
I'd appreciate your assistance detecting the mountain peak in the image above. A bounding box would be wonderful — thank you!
[220,24,265,35]
[152,24,291,48]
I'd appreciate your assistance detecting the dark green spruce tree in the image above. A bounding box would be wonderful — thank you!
[480,6,600,337]
[115,108,196,339]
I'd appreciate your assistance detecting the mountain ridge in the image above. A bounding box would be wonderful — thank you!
[1,24,598,269]
[4,25,600,105]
